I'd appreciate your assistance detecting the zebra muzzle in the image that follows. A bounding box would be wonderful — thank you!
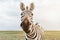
[20,18,31,29]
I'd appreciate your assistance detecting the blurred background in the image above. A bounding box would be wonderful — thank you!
[0,0,60,31]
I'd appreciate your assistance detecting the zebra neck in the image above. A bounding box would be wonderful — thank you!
[26,24,37,39]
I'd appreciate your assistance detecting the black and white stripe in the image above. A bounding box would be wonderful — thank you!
[25,24,43,40]
[20,2,44,40]
[21,11,33,22]
[20,10,44,40]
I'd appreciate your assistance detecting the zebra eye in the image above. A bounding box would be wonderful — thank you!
[21,12,24,15]
[30,13,33,17]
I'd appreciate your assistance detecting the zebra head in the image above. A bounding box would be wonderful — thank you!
[20,2,34,33]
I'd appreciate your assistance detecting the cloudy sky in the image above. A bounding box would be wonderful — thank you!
[0,0,60,31]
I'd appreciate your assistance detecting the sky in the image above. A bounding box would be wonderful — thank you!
[0,0,60,31]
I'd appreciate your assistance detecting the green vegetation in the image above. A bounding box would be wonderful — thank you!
[0,31,25,40]
[0,31,60,40]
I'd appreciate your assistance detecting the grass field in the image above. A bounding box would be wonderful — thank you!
[0,31,60,40]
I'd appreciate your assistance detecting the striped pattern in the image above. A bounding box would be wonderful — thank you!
[26,24,44,40]
[21,10,33,22]
[20,2,44,40]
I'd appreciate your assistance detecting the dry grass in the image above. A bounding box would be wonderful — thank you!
[44,31,60,40]
[0,31,60,40]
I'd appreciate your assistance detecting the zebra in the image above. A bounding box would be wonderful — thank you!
[20,2,44,40]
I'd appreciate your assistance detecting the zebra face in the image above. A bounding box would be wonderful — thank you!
[20,2,34,33]
[20,10,33,33]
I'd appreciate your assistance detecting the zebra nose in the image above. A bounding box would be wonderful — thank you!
[24,17,29,21]
[24,18,31,24]
[24,18,29,23]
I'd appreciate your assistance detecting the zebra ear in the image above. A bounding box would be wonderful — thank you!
[20,2,25,11]
[30,3,34,11]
